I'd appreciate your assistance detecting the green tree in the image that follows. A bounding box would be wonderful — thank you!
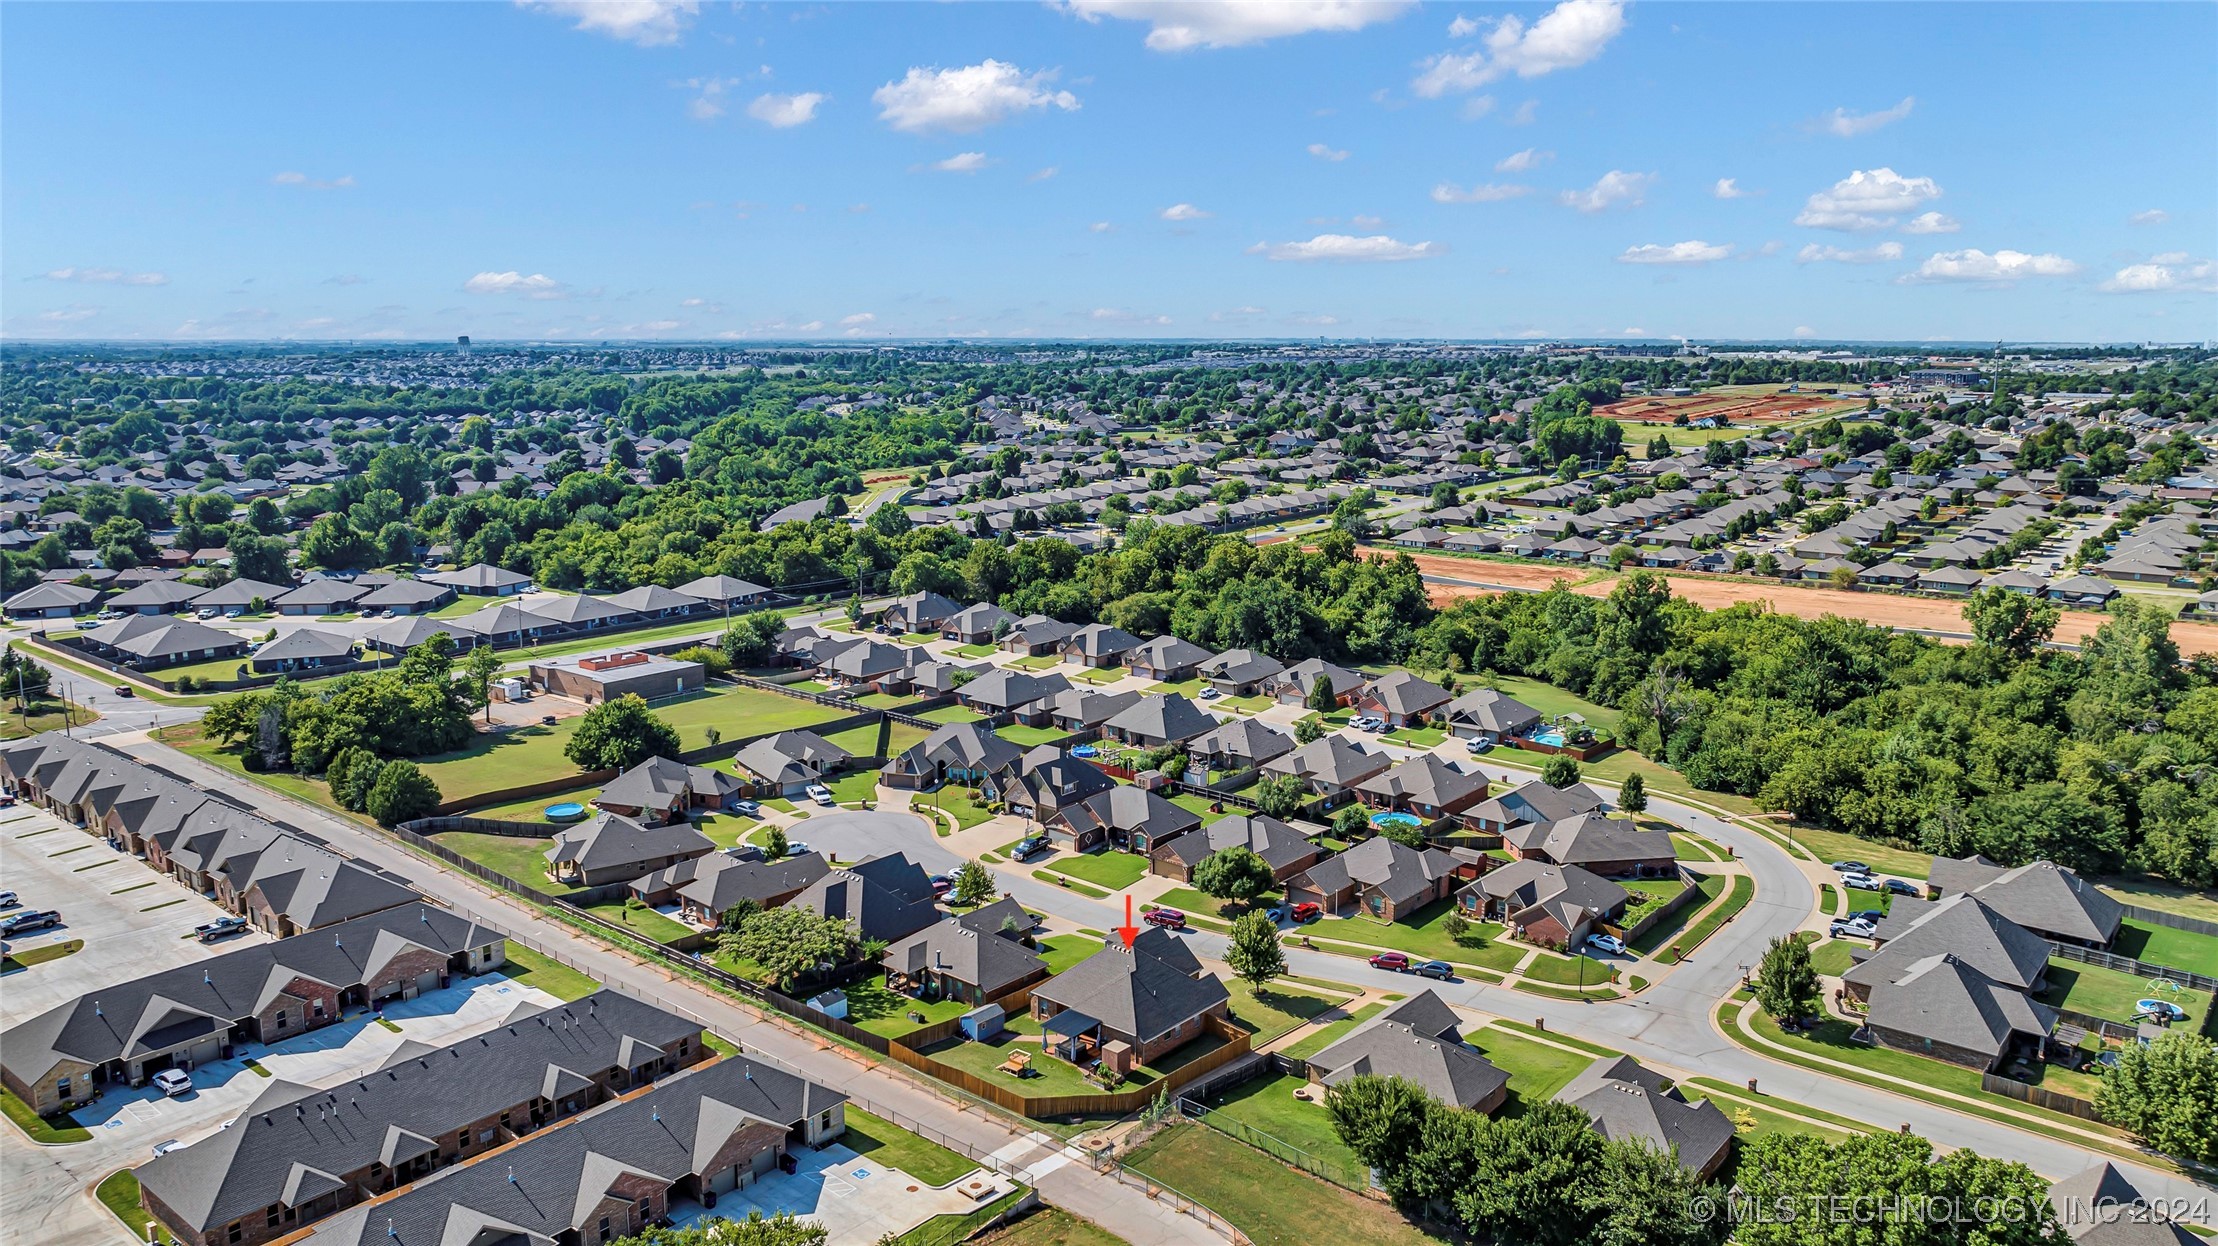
[1542,754,1581,788]
[325,745,384,812]
[950,858,997,906]
[363,760,440,827]
[1191,846,1275,910]
[463,643,503,724]
[1454,1099,1605,1246]
[1225,910,1286,993]
[1733,1131,2055,1246]
[1251,773,1306,819]
[2097,1031,2218,1162]
[1325,1074,1434,1175]
[1293,716,1325,745]
[761,824,789,860]
[1332,803,1372,842]
[614,1210,827,1246]
[1618,771,1647,814]
[1753,935,1821,1021]
[565,694,681,771]
[1308,673,1339,714]
[1961,586,2061,659]
[1380,818,1428,849]
[721,906,854,990]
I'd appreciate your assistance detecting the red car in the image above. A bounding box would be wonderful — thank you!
[1289,902,1322,923]
[1368,951,1411,971]
[1143,908,1187,930]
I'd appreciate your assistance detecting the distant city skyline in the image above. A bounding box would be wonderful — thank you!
[4,1,2212,343]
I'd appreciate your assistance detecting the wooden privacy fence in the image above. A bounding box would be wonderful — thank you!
[886,1013,1253,1120]
[1617,870,1703,944]
[2047,940,2218,993]
[2118,903,2218,940]
[1980,1073,2101,1121]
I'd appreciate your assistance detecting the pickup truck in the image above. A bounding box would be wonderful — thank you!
[194,916,249,943]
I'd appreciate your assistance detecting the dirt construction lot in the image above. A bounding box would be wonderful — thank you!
[1405,553,2218,657]
[1597,385,1864,429]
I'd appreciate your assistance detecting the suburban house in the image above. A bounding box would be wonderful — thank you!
[1046,784,1202,854]
[1060,622,1145,668]
[1126,634,1215,683]
[106,579,204,615]
[593,755,754,824]
[2048,1164,2201,1246]
[603,583,707,621]
[1357,671,1454,727]
[882,899,1050,1006]
[545,812,717,888]
[426,562,533,596]
[940,601,1018,645]
[1148,813,1322,884]
[1028,929,1231,1074]
[1554,1056,1734,1179]
[1047,687,1140,733]
[1501,813,1675,877]
[881,721,1023,789]
[664,851,830,926]
[133,991,706,1246]
[1186,717,1295,775]
[1200,648,1287,697]
[1001,614,1078,657]
[247,627,359,674]
[881,590,963,633]
[781,854,941,943]
[1262,735,1391,808]
[1927,856,2124,947]
[1465,780,1606,836]
[2,580,99,620]
[675,573,771,613]
[1353,754,1490,829]
[279,1056,849,1246]
[727,731,854,798]
[1266,657,1364,708]
[1307,990,1507,1114]
[272,577,369,616]
[991,746,1117,824]
[1284,835,1458,922]
[353,577,458,616]
[0,903,505,1115]
[1101,693,1220,749]
[529,650,703,704]
[1459,860,1629,949]
[1442,688,1543,741]
[1861,952,2061,1072]
[957,668,1074,720]
[87,614,249,670]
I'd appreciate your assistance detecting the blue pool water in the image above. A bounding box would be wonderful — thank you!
[1371,811,1423,830]
[545,802,588,821]
[1071,744,1099,758]
[1529,730,1568,747]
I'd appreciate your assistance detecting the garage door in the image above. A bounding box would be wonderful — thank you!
[415,970,441,998]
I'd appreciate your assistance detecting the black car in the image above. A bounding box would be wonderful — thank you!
[1011,835,1050,860]
[1884,878,1921,896]
[1829,861,1869,874]
[1,909,61,935]
[1413,960,1456,981]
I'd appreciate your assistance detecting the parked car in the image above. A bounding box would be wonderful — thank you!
[0,910,60,935]
[1830,917,1877,939]
[1464,736,1494,754]
[1011,835,1050,861]
[804,784,835,807]
[1884,878,1921,896]
[1368,951,1411,971]
[1143,907,1186,930]
[0,890,16,909]
[1585,933,1627,956]
[195,607,219,620]
[784,841,812,858]
[928,874,954,895]
[1842,874,1883,892]
[151,1069,192,1098]
[1263,907,1285,924]
[1413,960,1456,980]
[150,1138,184,1158]
[732,799,761,816]
[194,915,248,943]
[1289,902,1322,923]
[1829,861,1870,874]
[113,685,134,698]
[1197,687,1220,700]
[1847,909,1886,924]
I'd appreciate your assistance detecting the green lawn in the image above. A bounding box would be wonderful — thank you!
[0,938,83,974]
[996,723,1072,747]
[952,643,1003,659]
[824,768,885,805]
[497,945,600,1000]
[1168,792,1238,826]
[842,1107,978,1185]
[1689,1093,1860,1146]
[1123,1123,1444,1246]
[1048,850,1150,890]
[1781,824,1934,879]
[1629,872,1726,955]
[464,784,604,823]
[1465,1025,1601,1111]
[1156,886,1281,922]
[1196,1072,1365,1176]
[1009,654,1061,670]
[430,829,555,882]
[97,1170,157,1241]
[972,1207,1128,1246]
[920,704,986,724]
[2038,960,2209,1025]
[1145,679,1207,698]
[578,898,693,944]
[1223,979,1353,1046]
[1034,935,1097,976]
[2,1084,91,1143]
[1308,898,1522,971]
[2111,918,2218,975]
[922,1017,1147,1099]
[1808,939,1857,977]
[691,812,759,849]
[841,973,978,1036]
[1382,725,1448,749]
[1671,833,1719,863]
[1278,1002,1385,1062]
[1818,883,1839,915]
[917,785,998,829]
[1518,951,1618,987]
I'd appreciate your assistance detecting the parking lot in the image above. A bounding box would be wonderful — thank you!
[667,1140,1004,1243]
[0,805,264,1029]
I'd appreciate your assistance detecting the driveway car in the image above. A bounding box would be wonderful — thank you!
[152,1069,192,1098]
[1585,933,1627,956]
[1884,878,1920,896]
[805,784,835,807]
[1011,835,1050,860]
[1143,908,1186,930]
[1413,960,1455,980]
[785,841,812,858]
[0,909,61,935]
[1842,874,1883,892]
[732,799,762,816]
[1829,861,1870,874]
[1289,902,1322,923]
[1830,917,1877,939]
[1368,951,1411,971]
[0,890,17,909]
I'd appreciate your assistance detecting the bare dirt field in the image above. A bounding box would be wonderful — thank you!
[1401,551,2218,657]
[1597,384,1863,429]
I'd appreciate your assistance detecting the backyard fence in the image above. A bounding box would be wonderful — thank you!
[2052,1008,2146,1045]
[1616,870,1703,945]
[1177,1097,1373,1193]
[889,1187,1038,1246]
[2046,941,2218,993]
[2117,903,2218,940]
[1980,1073,2102,1121]
[884,1013,1254,1120]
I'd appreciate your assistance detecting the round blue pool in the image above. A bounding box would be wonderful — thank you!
[1071,744,1099,758]
[1370,811,1423,830]
[544,802,588,822]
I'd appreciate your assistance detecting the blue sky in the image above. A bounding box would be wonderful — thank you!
[5,1,2213,343]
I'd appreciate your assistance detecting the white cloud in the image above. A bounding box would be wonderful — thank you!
[1308,142,1350,161]
[1249,233,1443,262]
[1089,306,1173,325]
[518,0,697,46]
[1902,249,2079,284]
[1448,14,1479,37]
[1713,177,1750,199]
[1795,167,1941,231]
[1212,305,1268,322]
[2130,208,2170,226]
[1558,170,1653,213]
[1901,211,1959,235]
[271,171,356,190]
[1431,181,1530,203]
[1028,166,1060,181]
[1065,0,1412,51]
[1351,213,1384,228]
[1507,99,1538,125]
[1495,147,1551,172]
[1617,240,1732,265]
[930,151,990,173]
[747,92,825,128]
[1160,202,1211,221]
[840,312,877,326]
[873,60,1079,133]
[464,271,566,299]
[1411,0,1624,97]
[1796,241,1904,264]
[1459,95,1496,120]
[1793,325,1817,338]
[1816,95,1915,138]
[1089,221,1114,233]
[42,266,167,286]
[39,306,98,323]
[2101,254,2218,293]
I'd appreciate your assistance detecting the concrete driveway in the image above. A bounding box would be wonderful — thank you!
[669,1141,1007,1243]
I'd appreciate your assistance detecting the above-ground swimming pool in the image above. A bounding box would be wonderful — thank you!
[544,802,588,822]
[1527,729,1568,748]
[1071,744,1099,758]
[1370,811,1423,830]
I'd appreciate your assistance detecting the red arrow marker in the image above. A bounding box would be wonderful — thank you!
[1115,894,1140,949]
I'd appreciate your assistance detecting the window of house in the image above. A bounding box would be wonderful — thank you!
[458,1130,470,1151]
[55,1078,69,1100]
[267,1207,281,1229]
[274,1011,287,1031]
[598,1217,612,1243]
[479,1127,495,1144]
[312,1000,325,1018]
[228,1224,242,1244]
